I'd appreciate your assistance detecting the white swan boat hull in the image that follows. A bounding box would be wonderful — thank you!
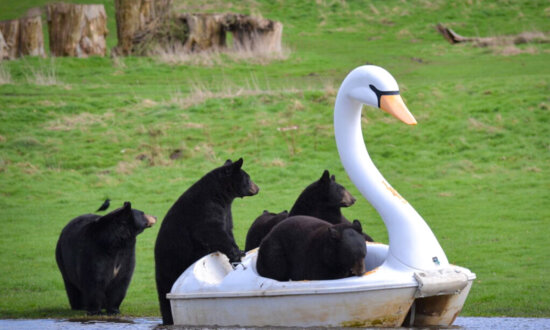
[168,243,475,327]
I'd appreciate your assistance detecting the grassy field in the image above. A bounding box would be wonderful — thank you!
[1,0,549,320]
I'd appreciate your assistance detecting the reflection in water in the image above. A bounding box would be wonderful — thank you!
[0,317,549,329]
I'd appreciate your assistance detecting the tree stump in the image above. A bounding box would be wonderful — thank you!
[225,14,283,53]
[0,19,20,59]
[112,0,173,55]
[46,3,108,57]
[19,16,45,57]
[179,13,227,52]
[0,30,8,60]
[111,2,283,57]
[0,12,44,60]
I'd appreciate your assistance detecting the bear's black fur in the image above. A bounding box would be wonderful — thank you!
[245,170,373,251]
[244,210,289,251]
[256,216,366,281]
[55,202,156,315]
[288,170,356,223]
[154,158,259,325]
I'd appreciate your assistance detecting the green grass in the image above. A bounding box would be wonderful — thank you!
[1,0,549,319]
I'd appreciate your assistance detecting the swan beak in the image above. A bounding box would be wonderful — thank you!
[380,94,417,125]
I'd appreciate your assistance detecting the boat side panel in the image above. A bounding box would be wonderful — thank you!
[170,287,415,327]
[413,280,474,326]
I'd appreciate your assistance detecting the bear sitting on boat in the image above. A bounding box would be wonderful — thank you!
[244,210,289,251]
[256,216,366,281]
[245,170,373,251]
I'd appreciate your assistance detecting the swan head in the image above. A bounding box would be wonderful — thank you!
[341,65,417,125]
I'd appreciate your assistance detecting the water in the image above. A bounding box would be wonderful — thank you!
[1,317,549,329]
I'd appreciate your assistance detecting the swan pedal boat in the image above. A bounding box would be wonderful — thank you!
[167,65,476,328]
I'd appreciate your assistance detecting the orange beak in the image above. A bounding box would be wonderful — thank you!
[380,94,417,125]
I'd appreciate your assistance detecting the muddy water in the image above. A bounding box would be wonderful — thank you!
[0,317,549,329]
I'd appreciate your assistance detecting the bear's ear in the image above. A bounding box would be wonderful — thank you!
[352,219,363,233]
[224,159,233,166]
[320,170,330,183]
[112,202,132,216]
[232,157,243,171]
[330,175,336,182]
[95,202,131,227]
[328,227,341,240]
[108,202,131,215]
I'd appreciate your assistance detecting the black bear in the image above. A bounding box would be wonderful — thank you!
[245,170,373,251]
[256,216,366,281]
[244,210,289,251]
[288,169,355,222]
[154,158,259,325]
[55,202,156,315]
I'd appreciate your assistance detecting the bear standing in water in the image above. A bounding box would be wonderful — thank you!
[55,202,156,315]
[256,216,366,281]
[155,158,259,325]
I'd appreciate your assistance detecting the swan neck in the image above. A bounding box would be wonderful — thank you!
[334,90,449,270]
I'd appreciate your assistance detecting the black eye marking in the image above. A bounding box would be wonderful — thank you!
[369,84,400,108]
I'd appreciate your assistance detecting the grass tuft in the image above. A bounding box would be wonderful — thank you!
[0,64,12,85]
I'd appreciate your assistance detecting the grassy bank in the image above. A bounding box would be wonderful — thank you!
[1,0,549,319]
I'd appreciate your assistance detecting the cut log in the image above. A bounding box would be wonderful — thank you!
[112,0,173,55]
[46,3,108,57]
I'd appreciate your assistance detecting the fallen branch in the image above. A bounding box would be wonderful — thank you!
[435,23,550,47]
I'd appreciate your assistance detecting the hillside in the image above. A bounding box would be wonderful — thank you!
[0,0,549,318]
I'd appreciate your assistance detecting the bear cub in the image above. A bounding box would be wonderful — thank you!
[155,158,259,325]
[288,170,356,223]
[246,170,372,251]
[55,202,156,315]
[244,210,289,252]
[256,216,366,281]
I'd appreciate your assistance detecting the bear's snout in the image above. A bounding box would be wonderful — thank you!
[248,181,260,195]
[145,214,157,227]
[350,258,366,277]
[340,190,356,207]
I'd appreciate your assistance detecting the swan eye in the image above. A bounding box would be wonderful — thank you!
[369,84,400,108]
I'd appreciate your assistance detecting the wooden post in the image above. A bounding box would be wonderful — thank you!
[112,0,173,55]
[46,3,108,57]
